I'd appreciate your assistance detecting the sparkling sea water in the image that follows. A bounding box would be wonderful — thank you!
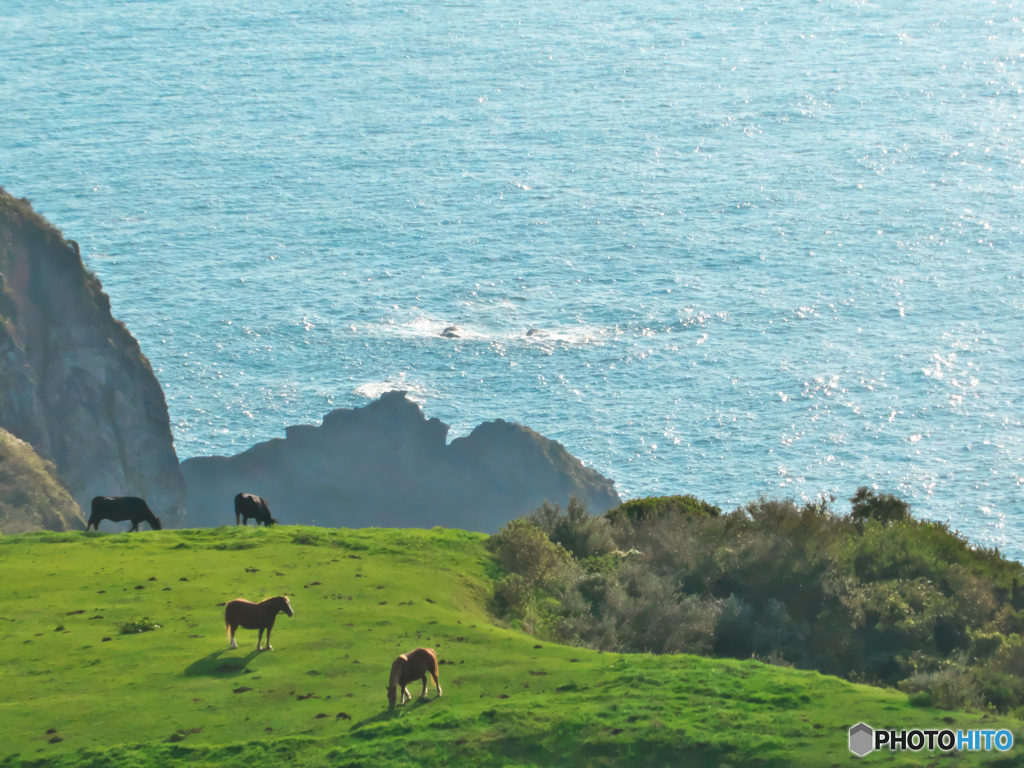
[2,0,1022,554]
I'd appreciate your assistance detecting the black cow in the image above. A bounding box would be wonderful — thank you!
[87,497,162,532]
[235,493,278,527]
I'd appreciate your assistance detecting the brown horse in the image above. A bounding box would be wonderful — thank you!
[224,596,293,650]
[387,647,442,708]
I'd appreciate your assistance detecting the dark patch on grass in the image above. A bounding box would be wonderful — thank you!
[118,618,160,634]
[232,687,252,694]
[66,610,84,615]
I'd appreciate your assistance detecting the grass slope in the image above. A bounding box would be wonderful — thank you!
[0,526,1021,768]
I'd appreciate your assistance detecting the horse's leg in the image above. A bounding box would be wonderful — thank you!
[229,625,238,650]
[421,674,428,699]
[265,624,273,650]
[257,628,264,650]
[401,686,411,705]
[431,669,442,697]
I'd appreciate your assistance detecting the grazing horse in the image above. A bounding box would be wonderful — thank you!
[225,596,293,650]
[87,496,162,532]
[387,647,442,708]
[234,493,277,527]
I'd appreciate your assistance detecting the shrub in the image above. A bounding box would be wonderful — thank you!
[850,486,910,526]
[119,618,161,634]
[486,518,571,588]
[898,665,983,711]
[489,491,1024,712]
[529,495,614,561]
[604,494,721,527]
[493,573,532,618]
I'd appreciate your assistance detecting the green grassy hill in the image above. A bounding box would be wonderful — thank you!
[0,526,1021,767]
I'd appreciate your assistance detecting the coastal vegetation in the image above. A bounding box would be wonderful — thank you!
[0,428,84,535]
[3,525,1020,767]
[489,491,1024,716]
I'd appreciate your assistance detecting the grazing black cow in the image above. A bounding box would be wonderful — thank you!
[235,493,278,527]
[87,497,162,532]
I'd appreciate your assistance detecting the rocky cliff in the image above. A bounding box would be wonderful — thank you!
[181,391,620,532]
[0,188,186,526]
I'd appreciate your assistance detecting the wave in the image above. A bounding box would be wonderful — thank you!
[352,375,429,403]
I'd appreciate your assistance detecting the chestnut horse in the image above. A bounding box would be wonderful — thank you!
[387,647,442,708]
[224,596,293,650]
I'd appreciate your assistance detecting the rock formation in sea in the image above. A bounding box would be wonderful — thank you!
[0,188,186,526]
[0,427,86,534]
[181,391,621,532]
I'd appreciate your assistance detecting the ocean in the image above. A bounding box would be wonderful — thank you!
[2,0,1022,555]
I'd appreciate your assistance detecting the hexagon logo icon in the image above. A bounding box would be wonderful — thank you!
[849,722,874,757]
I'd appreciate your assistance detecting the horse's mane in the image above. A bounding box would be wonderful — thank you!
[388,655,407,688]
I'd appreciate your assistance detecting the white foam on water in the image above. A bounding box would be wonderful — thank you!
[352,375,429,403]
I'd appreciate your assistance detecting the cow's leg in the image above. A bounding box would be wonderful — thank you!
[431,669,442,697]
[129,520,139,532]
[257,628,264,650]
[236,512,241,526]
[229,625,238,650]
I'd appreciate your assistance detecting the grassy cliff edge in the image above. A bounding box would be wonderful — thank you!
[0,526,1021,768]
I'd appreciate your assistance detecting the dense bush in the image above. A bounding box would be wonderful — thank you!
[0,428,84,534]
[488,490,1024,713]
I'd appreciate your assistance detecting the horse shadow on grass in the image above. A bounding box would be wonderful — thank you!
[352,696,439,729]
[184,648,262,678]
